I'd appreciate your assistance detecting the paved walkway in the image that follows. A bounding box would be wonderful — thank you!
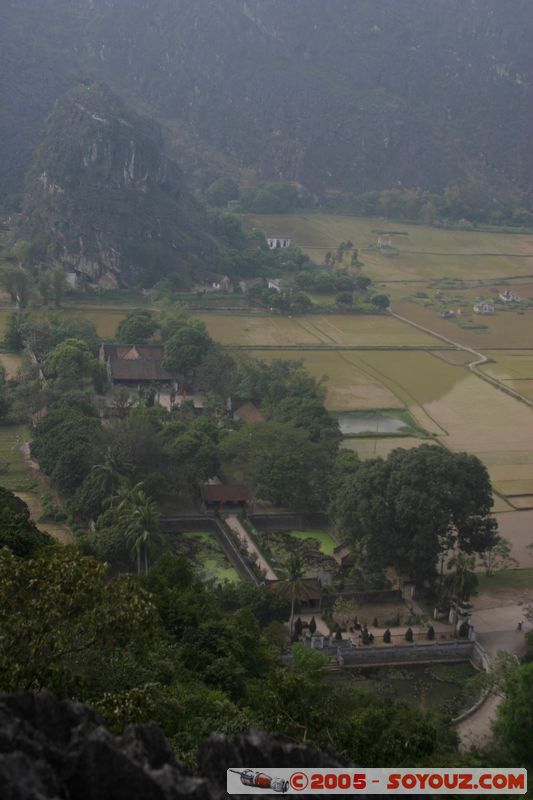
[224,515,277,581]
[456,604,531,751]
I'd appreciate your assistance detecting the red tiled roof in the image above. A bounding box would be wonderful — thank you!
[234,401,265,423]
[201,484,249,504]
[102,343,176,382]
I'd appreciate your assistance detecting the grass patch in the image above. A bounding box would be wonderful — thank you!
[289,530,337,557]
[476,568,533,594]
[0,425,37,492]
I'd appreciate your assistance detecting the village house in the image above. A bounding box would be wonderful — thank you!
[100,343,176,405]
[267,278,291,293]
[200,484,249,511]
[197,271,233,292]
[100,343,207,411]
[499,289,521,303]
[473,302,495,315]
[266,237,291,250]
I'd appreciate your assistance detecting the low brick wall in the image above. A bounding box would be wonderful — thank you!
[249,512,330,531]
[337,640,475,668]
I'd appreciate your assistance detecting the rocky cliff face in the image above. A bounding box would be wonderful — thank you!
[0,692,360,800]
[19,84,219,288]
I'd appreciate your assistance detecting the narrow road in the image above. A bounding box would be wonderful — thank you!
[224,515,277,581]
[389,309,533,408]
[456,606,531,751]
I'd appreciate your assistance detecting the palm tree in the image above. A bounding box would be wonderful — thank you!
[124,488,163,575]
[444,553,478,602]
[92,448,130,498]
[272,554,307,639]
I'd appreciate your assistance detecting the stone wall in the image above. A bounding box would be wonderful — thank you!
[249,512,330,531]
[338,640,475,668]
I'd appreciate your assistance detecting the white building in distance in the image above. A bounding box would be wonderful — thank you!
[267,237,291,250]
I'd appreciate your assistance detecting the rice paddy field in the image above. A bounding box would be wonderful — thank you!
[196,312,439,347]
[0,308,127,340]
[245,213,533,282]
[480,351,533,401]
[394,299,533,349]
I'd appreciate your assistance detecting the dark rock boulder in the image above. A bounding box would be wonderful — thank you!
[0,692,375,800]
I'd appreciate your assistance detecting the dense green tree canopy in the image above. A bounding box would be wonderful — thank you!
[31,400,104,495]
[43,338,102,382]
[0,548,158,696]
[495,662,533,770]
[116,309,158,343]
[221,421,333,509]
[331,445,497,584]
[163,322,212,379]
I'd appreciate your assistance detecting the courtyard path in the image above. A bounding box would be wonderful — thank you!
[456,603,532,751]
[224,514,277,581]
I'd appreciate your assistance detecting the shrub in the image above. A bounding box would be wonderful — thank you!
[383,629,392,644]
[427,625,435,640]
[405,627,414,642]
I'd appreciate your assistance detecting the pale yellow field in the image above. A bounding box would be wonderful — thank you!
[394,300,533,349]
[197,311,439,347]
[246,213,533,256]
[195,313,322,345]
[481,351,533,380]
[0,308,126,340]
[297,314,440,346]
[245,213,533,281]
[251,349,402,411]
[0,353,24,377]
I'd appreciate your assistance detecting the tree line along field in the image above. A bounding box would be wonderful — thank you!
[254,348,533,507]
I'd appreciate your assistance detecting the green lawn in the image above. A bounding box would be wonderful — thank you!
[0,425,37,492]
[286,530,337,557]
[477,568,533,594]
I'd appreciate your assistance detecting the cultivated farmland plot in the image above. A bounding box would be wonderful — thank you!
[246,213,533,282]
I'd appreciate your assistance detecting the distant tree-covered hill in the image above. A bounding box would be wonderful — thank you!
[2,0,532,205]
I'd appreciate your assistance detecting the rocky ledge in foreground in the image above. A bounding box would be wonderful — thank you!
[0,692,357,800]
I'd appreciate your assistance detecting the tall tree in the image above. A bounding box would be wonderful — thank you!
[331,445,497,585]
[444,553,478,602]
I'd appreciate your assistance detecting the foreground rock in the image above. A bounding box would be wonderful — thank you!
[0,692,361,800]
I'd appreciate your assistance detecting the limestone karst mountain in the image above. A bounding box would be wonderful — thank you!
[17,84,220,287]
